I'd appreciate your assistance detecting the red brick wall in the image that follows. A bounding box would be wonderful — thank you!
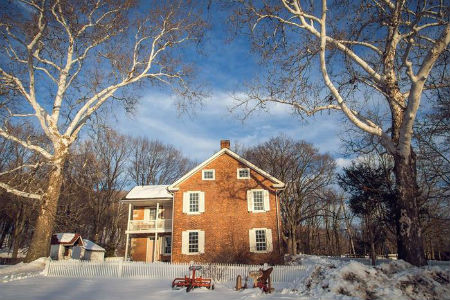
[171,152,282,264]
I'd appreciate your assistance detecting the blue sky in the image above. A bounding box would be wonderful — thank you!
[112,3,349,166]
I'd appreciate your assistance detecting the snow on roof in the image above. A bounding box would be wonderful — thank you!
[125,185,172,200]
[51,233,82,245]
[83,240,105,252]
[56,233,75,243]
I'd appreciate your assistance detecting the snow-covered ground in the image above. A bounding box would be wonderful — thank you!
[0,277,301,300]
[0,257,47,283]
[0,255,449,300]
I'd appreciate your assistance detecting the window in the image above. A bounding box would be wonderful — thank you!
[144,207,157,220]
[182,230,205,255]
[189,192,199,213]
[255,230,267,251]
[189,232,199,253]
[202,169,215,180]
[253,190,264,211]
[237,168,250,179]
[249,228,272,253]
[183,191,205,214]
[247,189,269,213]
[164,236,171,254]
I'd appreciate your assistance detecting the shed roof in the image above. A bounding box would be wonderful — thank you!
[51,233,83,246]
[83,239,105,252]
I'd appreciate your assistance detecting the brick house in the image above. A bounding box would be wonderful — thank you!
[122,140,285,264]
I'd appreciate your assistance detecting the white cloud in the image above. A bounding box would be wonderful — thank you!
[114,88,347,162]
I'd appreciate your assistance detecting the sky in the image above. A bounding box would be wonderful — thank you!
[112,3,350,167]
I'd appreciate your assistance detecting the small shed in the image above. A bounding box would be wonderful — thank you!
[82,239,105,261]
[50,233,84,260]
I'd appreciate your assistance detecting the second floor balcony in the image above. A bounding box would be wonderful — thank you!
[126,219,172,234]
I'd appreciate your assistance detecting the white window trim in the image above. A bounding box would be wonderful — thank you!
[247,189,270,213]
[237,168,250,179]
[249,228,273,253]
[252,189,265,212]
[183,191,205,215]
[182,230,205,255]
[202,169,215,180]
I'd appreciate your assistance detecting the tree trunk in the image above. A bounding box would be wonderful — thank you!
[340,198,356,255]
[393,151,427,266]
[0,222,11,249]
[25,144,68,262]
[370,238,376,266]
[334,223,341,256]
[12,203,25,259]
[287,225,297,255]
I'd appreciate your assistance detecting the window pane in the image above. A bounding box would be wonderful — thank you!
[239,169,249,178]
[149,208,156,220]
[203,170,214,179]
[189,193,199,212]
[165,236,171,254]
[189,232,199,253]
[255,230,267,251]
[253,191,264,211]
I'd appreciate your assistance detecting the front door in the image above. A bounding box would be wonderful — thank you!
[146,236,155,262]
[146,236,162,262]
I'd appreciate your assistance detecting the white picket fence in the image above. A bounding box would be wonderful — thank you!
[44,260,306,283]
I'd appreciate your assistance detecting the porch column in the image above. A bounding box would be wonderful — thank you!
[124,203,132,261]
[153,202,160,261]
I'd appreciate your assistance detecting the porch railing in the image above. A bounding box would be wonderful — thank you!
[127,219,172,232]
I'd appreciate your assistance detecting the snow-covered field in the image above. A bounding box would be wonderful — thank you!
[1,255,449,300]
[0,277,302,300]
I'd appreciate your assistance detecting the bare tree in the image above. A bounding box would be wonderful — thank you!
[0,0,205,261]
[57,127,129,254]
[232,0,449,266]
[128,137,194,185]
[243,136,336,255]
[0,125,42,258]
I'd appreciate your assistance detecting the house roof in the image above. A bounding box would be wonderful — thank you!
[51,233,83,246]
[83,239,105,252]
[124,185,172,200]
[168,148,285,191]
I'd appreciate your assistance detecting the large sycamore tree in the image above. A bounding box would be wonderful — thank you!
[233,0,450,266]
[0,0,205,262]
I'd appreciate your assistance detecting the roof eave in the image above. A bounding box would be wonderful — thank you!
[120,197,173,203]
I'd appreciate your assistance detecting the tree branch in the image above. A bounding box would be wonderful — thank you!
[0,182,42,200]
[0,127,52,159]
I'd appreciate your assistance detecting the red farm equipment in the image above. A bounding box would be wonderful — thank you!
[172,265,214,292]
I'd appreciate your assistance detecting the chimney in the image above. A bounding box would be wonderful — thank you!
[220,140,230,149]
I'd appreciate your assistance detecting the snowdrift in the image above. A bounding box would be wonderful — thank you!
[0,257,47,283]
[285,255,450,300]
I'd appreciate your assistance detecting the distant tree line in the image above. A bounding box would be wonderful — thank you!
[0,127,194,258]
[1,120,449,262]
